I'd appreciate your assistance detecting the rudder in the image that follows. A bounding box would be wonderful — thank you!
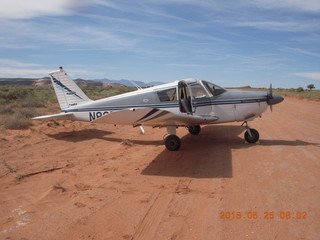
[49,67,91,110]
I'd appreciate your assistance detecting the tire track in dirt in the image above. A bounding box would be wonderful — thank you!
[130,187,173,240]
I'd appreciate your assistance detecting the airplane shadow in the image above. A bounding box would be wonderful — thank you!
[47,129,114,142]
[47,126,318,179]
[141,125,242,179]
[47,129,164,146]
[141,125,318,179]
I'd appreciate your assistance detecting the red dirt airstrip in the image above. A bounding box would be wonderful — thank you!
[0,97,319,240]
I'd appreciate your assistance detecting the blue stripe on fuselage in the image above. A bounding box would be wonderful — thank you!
[63,98,267,113]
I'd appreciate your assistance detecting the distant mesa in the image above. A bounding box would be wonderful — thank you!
[34,77,52,86]
[0,78,49,86]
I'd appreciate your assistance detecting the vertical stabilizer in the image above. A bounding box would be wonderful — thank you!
[49,67,91,110]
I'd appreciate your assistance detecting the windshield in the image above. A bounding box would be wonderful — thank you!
[202,80,226,96]
[189,83,209,99]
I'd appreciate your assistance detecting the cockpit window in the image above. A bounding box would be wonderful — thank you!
[157,88,177,102]
[202,81,226,96]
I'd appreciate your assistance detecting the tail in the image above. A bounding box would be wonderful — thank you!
[50,67,91,110]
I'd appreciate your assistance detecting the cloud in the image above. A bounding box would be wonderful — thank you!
[283,47,320,57]
[0,67,52,77]
[232,20,319,32]
[293,72,320,80]
[0,58,106,78]
[0,65,102,78]
[249,0,320,13]
[166,63,208,68]
[0,17,135,51]
[0,58,47,77]
[0,0,88,19]
[0,59,40,67]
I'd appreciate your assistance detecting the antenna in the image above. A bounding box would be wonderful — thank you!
[130,80,142,90]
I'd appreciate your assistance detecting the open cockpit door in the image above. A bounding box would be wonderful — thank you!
[178,80,213,117]
[178,81,193,114]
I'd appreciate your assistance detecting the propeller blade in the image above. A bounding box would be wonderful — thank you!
[268,83,273,99]
[266,84,284,107]
[267,83,273,105]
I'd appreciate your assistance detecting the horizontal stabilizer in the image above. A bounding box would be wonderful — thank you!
[32,112,74,120]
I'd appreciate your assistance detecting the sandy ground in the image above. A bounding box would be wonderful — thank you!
[0,97,319,240]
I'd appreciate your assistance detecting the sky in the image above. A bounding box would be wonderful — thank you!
[0,0,319,88]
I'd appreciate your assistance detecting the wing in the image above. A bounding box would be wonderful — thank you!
[92,108,218,126]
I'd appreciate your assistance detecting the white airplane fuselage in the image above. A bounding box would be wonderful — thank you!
[33,68,284,150]
[61,81,272,125]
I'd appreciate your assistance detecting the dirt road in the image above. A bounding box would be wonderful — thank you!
[0,97,319,240]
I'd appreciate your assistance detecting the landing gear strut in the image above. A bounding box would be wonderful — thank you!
[242,121,260,143]
[165,126,181,151]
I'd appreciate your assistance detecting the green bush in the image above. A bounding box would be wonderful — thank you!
[296,87,304,92]
[20,96,46,108]
[0,86,57,105]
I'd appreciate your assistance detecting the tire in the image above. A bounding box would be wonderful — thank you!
[188,125,201,135]
[244,128,259,143]
[165,135,181,151]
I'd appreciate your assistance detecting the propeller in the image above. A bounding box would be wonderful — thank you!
[267,83,273,112]
[266,83,284,111]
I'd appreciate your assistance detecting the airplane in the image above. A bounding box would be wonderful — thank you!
[33,67,284,151]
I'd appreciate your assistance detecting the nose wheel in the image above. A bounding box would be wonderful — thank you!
[242,121,260,143]
[244,128,259,143]
[187,125,201,135]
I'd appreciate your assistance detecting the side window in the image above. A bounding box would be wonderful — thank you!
[157,88,177,102]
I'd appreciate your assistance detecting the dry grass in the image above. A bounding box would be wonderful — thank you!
[273,89,320,101]
[0,85,135,130]
[2,113,34,130]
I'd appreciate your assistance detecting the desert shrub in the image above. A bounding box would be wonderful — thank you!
[33,86,57,104]
[0,105,14,115]
[6,87,28,100]
[2,113,33,130]
[20,96,46,108]
[18,108,38,118]
[0,86,57,106]
[296,87,304,92]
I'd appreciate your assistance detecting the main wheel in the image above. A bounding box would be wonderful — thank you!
[188,125,201,135]
[165,135,181,151]
[244,128,259,143]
